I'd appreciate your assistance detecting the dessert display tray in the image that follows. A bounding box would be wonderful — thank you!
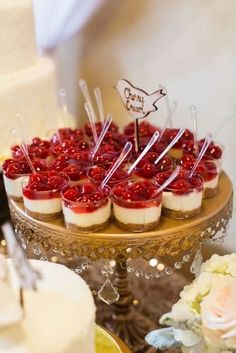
[10,172,233,261]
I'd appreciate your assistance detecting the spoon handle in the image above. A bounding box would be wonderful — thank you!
[101,142,132,188]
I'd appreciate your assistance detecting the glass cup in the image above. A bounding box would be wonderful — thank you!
[21,172,69,221]
[155,171,203,219]
[61,183,111,233]
[112,180,162,232]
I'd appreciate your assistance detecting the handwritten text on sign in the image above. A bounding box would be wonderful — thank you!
[116,79,165,119]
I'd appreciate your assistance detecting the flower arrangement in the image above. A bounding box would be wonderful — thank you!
[145,254,236,353]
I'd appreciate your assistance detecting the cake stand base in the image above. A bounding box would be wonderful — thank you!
[85,258,187,353]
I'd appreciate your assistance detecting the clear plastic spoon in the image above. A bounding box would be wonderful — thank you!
[156,166,180,193]
[159,101,177,140]
[85,102,98,142]
[154,127,185,165]
[127,130,160,174]
[11,128,36,173]
[79,78,97,122]
[189,105,199,155]
[90,114,112,159]
[94,87,105,124]
[189,133,212,178]
[159,84,173,128]
[101,142,132,189]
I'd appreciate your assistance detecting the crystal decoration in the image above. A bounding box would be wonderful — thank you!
[135,270,143,278]
[190,248,203,276]
[81,262,91,271]
[98,278,120,305]
[101,265,113,276]
[165,267,173,275]
[155,271,161,278]
[75,267,82,274]
[33,243,41,256]
[174,262,182,269]
[20,237,27,250]
[39,256,48,261]
[127,265,134,273]
[183,254,191,262]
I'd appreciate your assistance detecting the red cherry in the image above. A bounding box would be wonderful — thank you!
[90,166,105,178]
[181,154,196,163]
[48,175,67,189]
[207,145,222,159]
[140,163,156,178]
[6,163,21,175]
[29,173,45,184]
[63,188,80,201]
[81,183,95,194]
[169,179,191,195]
[2,159,17,171]
[78,141,90,151]
[130,182,146,195]
[122,192,133,201]
[196,164,208,179]
[31,137,42,145]
[190,176,203,188]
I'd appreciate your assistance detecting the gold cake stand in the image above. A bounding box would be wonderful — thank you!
[9,172,233,353]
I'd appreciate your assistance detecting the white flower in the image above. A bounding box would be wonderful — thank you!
[201,254,236,276]
[201,276,236,351]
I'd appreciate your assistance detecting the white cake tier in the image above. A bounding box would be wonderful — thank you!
[0,57,58,155]
[0,0,37,75]
[5,260,96,353]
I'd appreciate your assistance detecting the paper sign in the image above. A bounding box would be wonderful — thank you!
[115,79,165,119]
[2,223,41,290]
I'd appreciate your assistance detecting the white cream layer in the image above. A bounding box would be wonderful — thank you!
[23,197,62,214]
[204,174,219,190]
[3,175,28,198]
[62,200,111,228]
[113,203,162,224]
[163,190,203,211]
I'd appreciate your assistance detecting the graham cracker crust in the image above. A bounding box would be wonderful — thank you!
[9,195,23,203]
[65,220,109,233]
[203,186,218,199]
[115,219,160,233]
[25,208,62,221]
[162,206,201,219]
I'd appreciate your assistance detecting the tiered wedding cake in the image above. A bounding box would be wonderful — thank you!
[0,0,63,156]
[1,257,96,353]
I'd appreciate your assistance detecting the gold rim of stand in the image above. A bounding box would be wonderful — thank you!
[10,172,233,261]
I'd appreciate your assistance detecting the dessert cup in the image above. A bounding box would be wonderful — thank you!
[2,158,47,202]
[22,172,69,221]
[112,180,162,232]
[175,155,219,199]
[155,170,203,219]
[131,154,173,181]
[61,183,111,233]
[87,163,130,187]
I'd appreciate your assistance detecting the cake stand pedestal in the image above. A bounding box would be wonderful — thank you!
[9,172,233,353]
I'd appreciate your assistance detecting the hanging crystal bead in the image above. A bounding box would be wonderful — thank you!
[190,248,203,276]
[98,278,120,305]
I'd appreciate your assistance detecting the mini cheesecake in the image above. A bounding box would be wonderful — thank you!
[112,180,162,232]
[49,157,89,185]
[132,152,173,181]
[176,154,219,198]
[22,171,69,220]
[161,128,194,159]
[61,183,111,232]
[2,158,47,202]
[155,170,203,219]
[87,163,129,187]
